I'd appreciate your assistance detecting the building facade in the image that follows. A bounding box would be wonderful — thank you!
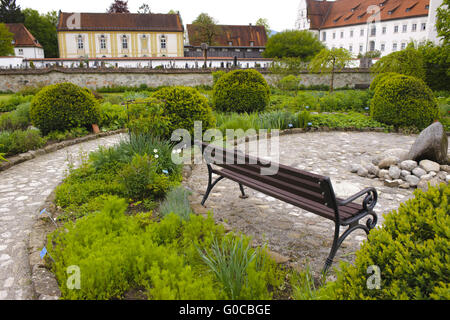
[296,0,444,56]
[57,12,184,59]
[5,23,45,59]
[184,24,267,58]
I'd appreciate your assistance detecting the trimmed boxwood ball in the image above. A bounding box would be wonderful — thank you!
[153,86,215,136]
[213,69,270,113]
[30,83,101,135]
[369,72,402,92]
[370,75,439,130]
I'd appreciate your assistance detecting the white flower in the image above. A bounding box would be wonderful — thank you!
[154,149,158,153]
[155,155,159,159]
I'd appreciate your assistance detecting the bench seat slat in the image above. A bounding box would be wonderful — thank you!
[217,164,327,205]
[217,168,361,221]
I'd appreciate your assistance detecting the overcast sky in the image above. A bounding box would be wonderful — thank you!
[16,0,301,32]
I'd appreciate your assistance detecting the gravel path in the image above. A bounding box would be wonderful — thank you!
[186,132,441,274]
[0,134,125,300]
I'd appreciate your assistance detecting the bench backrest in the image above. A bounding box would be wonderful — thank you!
[200,142,339,213]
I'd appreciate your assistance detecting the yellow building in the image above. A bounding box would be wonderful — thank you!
[57,12,184,59]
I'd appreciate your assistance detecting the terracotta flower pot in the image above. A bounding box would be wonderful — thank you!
[92,124,100,134]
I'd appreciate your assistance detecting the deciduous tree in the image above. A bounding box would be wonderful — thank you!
[309,48,353,92]
[256,18,270,38]
[191,13,220,46]
[0,22,14,56]
[22,9,58,58]
[436,0,449,44]
[263,30,324,61]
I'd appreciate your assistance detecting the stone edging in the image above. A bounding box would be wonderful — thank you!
[0,129,128,173]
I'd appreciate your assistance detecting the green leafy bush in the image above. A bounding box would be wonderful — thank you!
[369,72,402,92]
[370,75,439,130]
[45,127,89,143]
[212,70,227,86]
[310,112,389,130]
[213,69,271,113]
[153,86,215,136]
[99,102,128,130]
[418,42,450,91]
[30,83,101,135]
[0,102,31,131]
[0,94,33,113]
[119,154,174,201]
[277,75,301,91]
[0,129,46,156]
[371,43,426,81]
[160,186,192,220]
[127,100,172,139]
[322,183,450,300]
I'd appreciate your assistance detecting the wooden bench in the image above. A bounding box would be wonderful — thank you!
[198,142,378,273]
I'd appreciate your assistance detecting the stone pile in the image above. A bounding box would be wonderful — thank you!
[351,158,450,190]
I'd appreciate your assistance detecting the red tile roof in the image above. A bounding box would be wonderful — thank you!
[5,23,42,48]
[57,12,184,32]
[306,0,430,30]
[187,24,267,47]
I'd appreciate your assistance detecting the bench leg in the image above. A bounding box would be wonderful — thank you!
[201,165,225,206]
[323,214,377,274]
[239,184,249,199]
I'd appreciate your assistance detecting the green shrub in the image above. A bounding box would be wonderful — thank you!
[213,69,271,113]
[0,102,31,131]
[371,43,426,81]
[119,154,174,201]
[99,102,128,130]
[160,186,192,220]
[212,70,227,86]
[30,83,101,135]
[310,112,389,130]
[369,72,402,91]
[417,42,449,91]
[0,94,33,113]
[322,183,450,300]
[277,75,301,91]
[127,100,172,139]
[153,86,215,136]
[0,129,46,156]
[370,75,439,130]
[45,127,89,142]
[48,198,227,300]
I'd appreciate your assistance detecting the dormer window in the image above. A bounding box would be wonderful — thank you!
[406,2,418,12]
[351,3,361,12]
[228,41,233,46]
[388,5,400,15]
[250,41,255,47]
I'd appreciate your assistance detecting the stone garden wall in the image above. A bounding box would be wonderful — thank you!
[0,68,373,92]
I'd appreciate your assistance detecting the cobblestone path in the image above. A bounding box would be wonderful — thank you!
[186,132,435,274]
[0,134,125,300]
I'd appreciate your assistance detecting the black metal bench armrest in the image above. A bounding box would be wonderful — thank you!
[338,188,378,211]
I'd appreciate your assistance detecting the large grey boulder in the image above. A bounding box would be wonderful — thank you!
[408,122,448,164]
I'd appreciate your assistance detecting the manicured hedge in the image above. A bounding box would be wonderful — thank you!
[213,69,270,113]
[30,83,101,135]
[153,86,215,136]
[370,75,439,130]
